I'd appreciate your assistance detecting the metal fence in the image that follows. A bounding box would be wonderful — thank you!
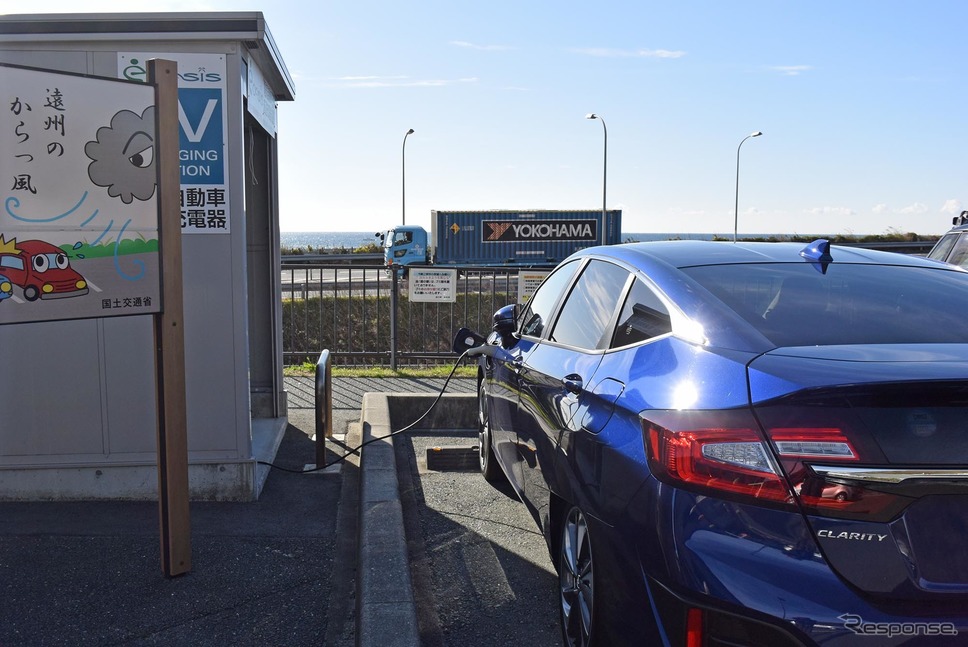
[281,263,526,367]
[281,241,938,368]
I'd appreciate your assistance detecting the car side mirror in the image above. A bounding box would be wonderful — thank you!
[492,304,518,335]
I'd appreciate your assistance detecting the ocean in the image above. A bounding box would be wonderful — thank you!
[280,231,761,250]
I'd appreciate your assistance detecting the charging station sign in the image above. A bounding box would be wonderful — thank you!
[119,53,229,234]
[177,88,224,184]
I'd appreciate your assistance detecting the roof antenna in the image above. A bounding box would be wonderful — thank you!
[799,239,833,274]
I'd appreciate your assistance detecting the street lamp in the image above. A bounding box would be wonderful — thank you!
[734,131,762,242]
[402,128,414,225]
[586,113,607,245]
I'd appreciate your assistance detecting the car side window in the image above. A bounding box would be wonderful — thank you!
[944,234,968,269]
[610,279,672,348]
[550,260,630,350]
[519,260,580,338]
[927,233,959,263]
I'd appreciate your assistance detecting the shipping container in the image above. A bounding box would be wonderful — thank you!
[379,209,622,268]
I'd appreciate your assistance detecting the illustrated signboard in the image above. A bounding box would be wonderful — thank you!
[0,63,160,325]
[119,53,229,234]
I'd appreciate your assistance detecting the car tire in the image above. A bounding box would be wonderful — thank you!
[559,505,596,647]
[23,285,39,302]
[477,378,502,483]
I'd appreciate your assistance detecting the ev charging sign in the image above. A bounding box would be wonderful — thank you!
[119,53,230,233]
[178,89,224,184]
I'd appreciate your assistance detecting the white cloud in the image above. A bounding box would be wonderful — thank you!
[871,203,889,214]
[449,41,514,51]
[330,76,478,88]
[572,47,686,59]
[941,199,962,214]
[769,65,813,76]
[898,202,929,215]
[806,206,855,216]
[337,75,408,81]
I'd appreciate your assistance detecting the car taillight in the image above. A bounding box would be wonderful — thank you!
[685,608,703,647]
[644,409,794,506]
[767,426,910,521]
[644,411,911,521]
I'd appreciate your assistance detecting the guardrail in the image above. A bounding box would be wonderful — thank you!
[282,253,383,264]
[836,240,935,255]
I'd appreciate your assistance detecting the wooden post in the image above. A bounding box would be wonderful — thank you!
[149,58,192,577]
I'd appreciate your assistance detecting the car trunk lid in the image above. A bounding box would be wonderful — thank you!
[749,345,968,598]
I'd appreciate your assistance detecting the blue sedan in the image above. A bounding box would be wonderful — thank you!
[458,240,968,646]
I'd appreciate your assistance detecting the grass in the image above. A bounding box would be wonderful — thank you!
[284,363,477,378]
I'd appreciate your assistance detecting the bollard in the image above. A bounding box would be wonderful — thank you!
[315,348,333,467]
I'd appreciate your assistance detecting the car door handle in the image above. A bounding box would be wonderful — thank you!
[562,374,583,395]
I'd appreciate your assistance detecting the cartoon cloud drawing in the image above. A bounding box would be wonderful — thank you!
[85,106,157,204]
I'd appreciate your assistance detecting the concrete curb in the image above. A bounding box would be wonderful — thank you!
[357,391,418,647]
[356,391,477,647]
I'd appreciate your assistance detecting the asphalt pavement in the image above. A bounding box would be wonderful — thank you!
[395,429,560,646]
[0,375,475,647]
[0,406,341,646]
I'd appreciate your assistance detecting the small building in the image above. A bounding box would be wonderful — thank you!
[0,13,295,500]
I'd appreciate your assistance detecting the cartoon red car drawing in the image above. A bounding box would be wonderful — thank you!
[0,239,88,301]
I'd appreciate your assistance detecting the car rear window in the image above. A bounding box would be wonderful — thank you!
[682,262,968,346]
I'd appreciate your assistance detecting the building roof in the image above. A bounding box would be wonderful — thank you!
[0,12,295,100]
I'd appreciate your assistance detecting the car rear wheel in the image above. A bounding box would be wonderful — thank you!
[477,378,501,482]
[559,505,594,647]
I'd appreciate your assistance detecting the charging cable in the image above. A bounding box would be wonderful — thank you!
[257,349,473,474]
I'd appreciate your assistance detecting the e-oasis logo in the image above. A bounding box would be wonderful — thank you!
[121,58,222,85]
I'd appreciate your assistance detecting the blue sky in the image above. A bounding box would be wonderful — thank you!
[13,1,968,235]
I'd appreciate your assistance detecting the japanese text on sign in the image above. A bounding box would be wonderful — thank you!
[120,53,230,234]
[409,268,457,303]
[518,270,550,304]
[9,86,68,197]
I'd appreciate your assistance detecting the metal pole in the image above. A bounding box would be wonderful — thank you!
[601,118,607,246]
[390,267,399,370]
[734,131,762,243]
[402,128,414,226]
[586,114,607,246]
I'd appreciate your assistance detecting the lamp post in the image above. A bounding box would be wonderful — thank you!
[402,128,414,225]
[586,113,607,245]
[734,131,762,242]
